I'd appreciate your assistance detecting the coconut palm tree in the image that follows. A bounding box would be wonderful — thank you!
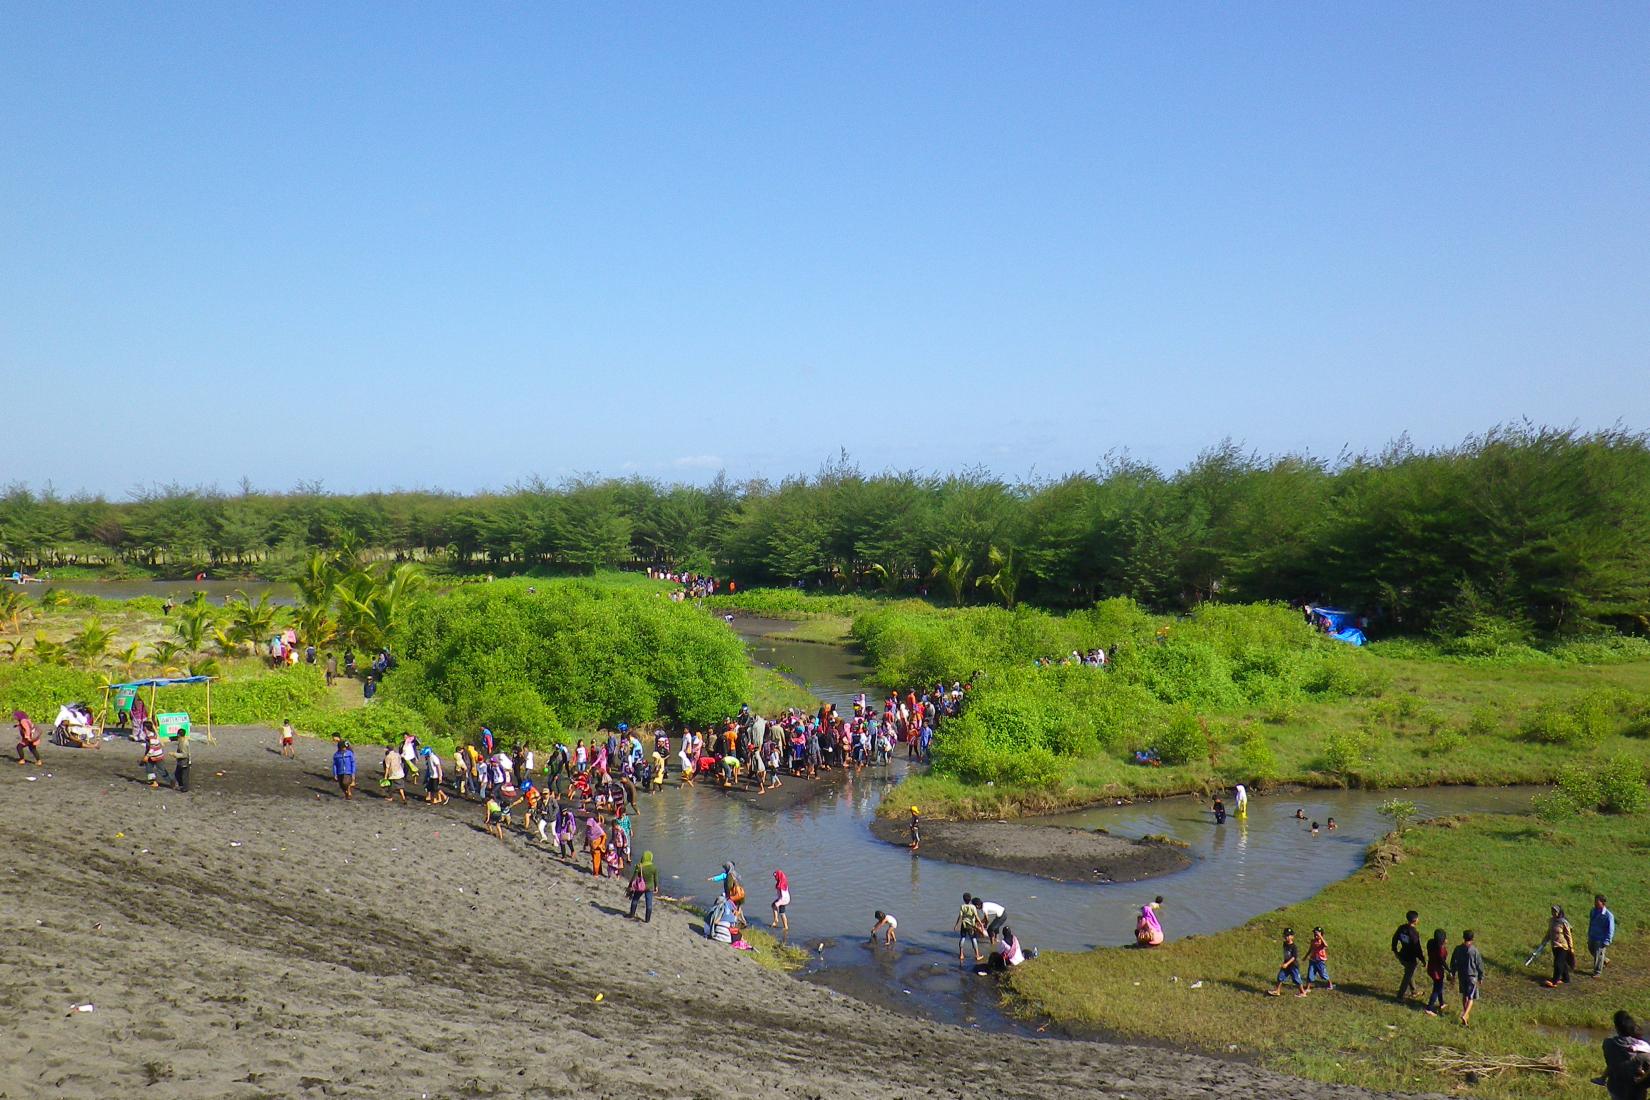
[0,588,28,633]
[0,638,23,662]
[228,590,279,650]
[175,601,212,654]
[30,632,67,665]
[67,617,114,667]
[974,544,1023,609]
[929,543,973,606]
[115,642,144,679]
[148,639,186,675]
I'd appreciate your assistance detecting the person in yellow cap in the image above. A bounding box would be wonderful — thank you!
[908,806,921,851]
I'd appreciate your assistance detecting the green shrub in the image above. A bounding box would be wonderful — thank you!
[1522,701,1587,745]
[1230,724,1279,782]
[386,579,751,734]
[1323,729,1374,778]
[294,701,436,751]
[1461,705,1501,739]
[1597,754,1650,815]
[1155,707,1208,766]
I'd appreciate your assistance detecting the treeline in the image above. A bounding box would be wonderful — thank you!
[3,424,1648,635]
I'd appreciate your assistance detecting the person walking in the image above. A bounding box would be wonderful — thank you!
[172,729,192,793]
[1590,894,1617,979]
[142,726,172,789]
[324,652,338,687]
[1267,928,1307,997]
[1449,929,1484,1027]
[1391,910,1425,1001]
[1424,929,1450,1016]
[1540,904,1577,988]
[332,739,357,799]
[627,851,658,922]
[1305,927,1333,991]
[14,711,42,766]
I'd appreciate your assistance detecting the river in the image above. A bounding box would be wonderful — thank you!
[627,617,1539,1030]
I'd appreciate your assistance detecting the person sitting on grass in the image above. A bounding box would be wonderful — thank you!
[1268,928,1307,997]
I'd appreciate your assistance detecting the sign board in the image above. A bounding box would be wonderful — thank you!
[156,712,191,740]
[113,686,138,714]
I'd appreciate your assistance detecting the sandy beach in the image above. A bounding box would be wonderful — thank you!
[2,726,1394,1099]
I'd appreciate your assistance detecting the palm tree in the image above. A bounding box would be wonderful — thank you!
[295,549,338,609]
[212,626,243,658]
[929,543,973,606]
[336,563,426,652]
[974,545,1023,609]
[228,590,279,649]
[30,632,67,665]
[148,639,186,675]
[175,601,212,654]
[0,588,28,633]
[37,587,71,610]
[115,642,144,679]
[67,617,114,667]
[295,600,334,650]
[0,638,23,662]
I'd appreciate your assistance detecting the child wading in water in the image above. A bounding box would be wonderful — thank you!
[1269,928,1308,997]
[908,806,921,851]
[871,911,898,945]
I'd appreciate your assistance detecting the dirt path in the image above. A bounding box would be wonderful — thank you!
[1,728,1397,1099]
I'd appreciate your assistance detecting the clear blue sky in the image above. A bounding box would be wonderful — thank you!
[4,4,1646,496]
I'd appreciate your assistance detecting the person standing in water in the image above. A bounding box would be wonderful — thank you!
[908,806,921,851]
[771,870,791,937]
[1233,783,1248,819]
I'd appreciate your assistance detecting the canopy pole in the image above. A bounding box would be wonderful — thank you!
[205,679,215,744]
[99,683,109,738]
[149,683,158,730]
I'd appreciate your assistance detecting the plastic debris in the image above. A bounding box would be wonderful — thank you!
[1190,981,1204,989]
[69,1004,94,1014]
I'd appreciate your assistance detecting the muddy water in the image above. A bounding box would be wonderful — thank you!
[633,620,1539,1030]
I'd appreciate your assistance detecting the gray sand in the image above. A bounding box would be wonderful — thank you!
[1,727,1393,1099]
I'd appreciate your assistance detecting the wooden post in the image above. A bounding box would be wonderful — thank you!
[205,678,215,744]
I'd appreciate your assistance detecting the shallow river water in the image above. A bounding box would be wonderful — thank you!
[631,619,1538,1029]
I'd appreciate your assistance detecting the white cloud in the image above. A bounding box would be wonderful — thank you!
[672,454,723,469]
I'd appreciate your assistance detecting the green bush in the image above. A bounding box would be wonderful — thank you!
[294,701,436,752]
[1230,724,1279,782]
[1155,707,1208,766]
[385,579,752,735]
[1597,754,1650,814]
[1323,729,1374,778]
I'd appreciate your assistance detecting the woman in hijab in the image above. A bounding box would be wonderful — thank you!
[1541,904,1577,987]
[771,870,791,936]
[628,851,658,922]
[1135,896,1165,947]
[583,815,607,878]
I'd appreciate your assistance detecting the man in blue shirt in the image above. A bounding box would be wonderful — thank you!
[332,740,357,800]
[1590,894,1617,978]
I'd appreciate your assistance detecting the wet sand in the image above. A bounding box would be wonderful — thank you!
[2,727,1391,1099]
[868,816,1190,883]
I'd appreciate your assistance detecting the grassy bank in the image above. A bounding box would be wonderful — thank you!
[1008,811,1648,1098]
[887,653,1650,818]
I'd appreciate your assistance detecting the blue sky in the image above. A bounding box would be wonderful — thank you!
[3,4,1646,495]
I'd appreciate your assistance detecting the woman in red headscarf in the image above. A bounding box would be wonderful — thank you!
[771,869,791,936]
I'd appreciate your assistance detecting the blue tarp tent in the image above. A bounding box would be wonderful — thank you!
[1307,606,1366,646]
[101,676,215,741]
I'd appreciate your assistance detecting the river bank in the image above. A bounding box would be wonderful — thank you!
[0,726,1394,1100]
[1007,809,1648,1099]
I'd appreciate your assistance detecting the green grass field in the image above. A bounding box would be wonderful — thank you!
[888,654,1650,819]
[1009,811,1647,1098]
